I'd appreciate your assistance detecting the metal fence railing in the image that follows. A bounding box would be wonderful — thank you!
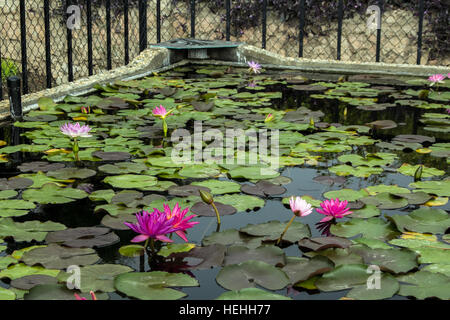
[0,0,448,101]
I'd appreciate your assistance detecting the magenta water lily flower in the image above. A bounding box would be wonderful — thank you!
[428,74,445,86]
[160,203,200,242]
[248,61,262,74]
[125,209,178,243]
[316,198,353,222]
[289,196,313,217]
[60,122,92,138]
[74,291,97,300]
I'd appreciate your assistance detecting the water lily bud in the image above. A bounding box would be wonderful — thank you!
[265,113,274,123]
[199,190,214,204]
[414,165,423,182]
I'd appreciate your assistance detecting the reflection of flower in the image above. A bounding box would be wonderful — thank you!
[289,196,313,217]
[60,122,92,138]
[248,80,257,88]
[428,74,445,86]
[74,291,97,300]
[315,220,334,236]
[247,61,262,74]
[316,199,352,222]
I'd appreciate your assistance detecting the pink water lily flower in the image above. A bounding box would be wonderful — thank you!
[265,113,274,123]
[74,291,97,300]
[289,196,313,217]
[428,74,445,86]
[316,198,353,222]
[248,61,262,74]
[152,105,173,119]
[125,209,179,243]
[60,122,92,138]
[160,203,200,242]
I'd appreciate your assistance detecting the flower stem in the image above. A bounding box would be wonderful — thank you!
[277,215,296,245]
[72,138,80,162]
[162,119,168,137]
[149,238,156,254]
[211,202,221,225]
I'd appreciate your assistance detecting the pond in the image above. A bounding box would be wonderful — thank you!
[0,63,449,300]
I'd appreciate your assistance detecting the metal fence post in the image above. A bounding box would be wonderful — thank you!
[106,0,112,70]
[376,0,383,62]
[190,0,196,38]
[44,0,52,88]
[337,0,344,60]
[7,76,22,121]
[299,0,305,58]
[139,0,148,52]
[124,0,129,64]
[87,0,93,76]
[66,0,74,82]
[157,0,161,43]
[19,0,28,94]
[262,0,267,49]
[0,45,3,100]
[226,0,231,41]
[417,0,424,65]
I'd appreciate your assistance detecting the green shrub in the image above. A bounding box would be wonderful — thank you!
[1,59,19,82]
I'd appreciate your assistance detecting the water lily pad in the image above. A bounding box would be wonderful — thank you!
[397,164,445,177]
[298,237,353,252]
[351,205,381,218]
[118,245,145,257]
[388,207,450,234]
[22,184,88,204]
[240,221,311,244]
[114,271,199,300]
[158,243,196,258]
[178,164,221,178]
[46,168,97,180]
[397,271,450,299]
[323,189,369,202]
[101,213,137,230]
[10,275,58,290]
[92,151,131,161]
[103,174,157,189]
[360,192,409,210]
[0,177,34,190]
[282,256,334,285]
[191,179,241,195]
[45,227,120,248]
[24,284,108,300]
[315,264,370,291]
[346,273,399,300]
[168,185,211,197]
[214,194,265,212]
[17,162,66,173]
[21,244,100,269]
[190,202,237,217]
[57,264,133,292]
[216,260,290,291]
[0,218,66,242]
[224,245,286,266]
[202,229,263,249]
[228,166,279,180]
[241,180,286,197]
[216,288,291,300]
[349,245,418,274]
[167,244,226,270]
[409,180,450,197]
[331,218,400,241]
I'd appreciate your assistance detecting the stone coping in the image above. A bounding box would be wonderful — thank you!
[1,42,449,121]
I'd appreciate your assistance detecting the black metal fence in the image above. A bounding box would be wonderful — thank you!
[0,0,446,101]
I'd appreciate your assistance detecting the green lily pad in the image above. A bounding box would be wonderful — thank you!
[224,245,286,266]
[346,274,399,300]
[282,256,334,285]
[57,264,133,292]
[202,229,263,249]
[114,271,199,300]
[323,189,369,202]
[191,179,241,195]
[103,174,157,189]
[240,221,311,244]
[315,264,370,291]
[215,194,265,212]
[388,207,450,234]
[397,271,450,300]
[216,260,290,291]
[216,288,292,300]
[0,218,66,242]
[331,218,400,241]
[22,184,88,204]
